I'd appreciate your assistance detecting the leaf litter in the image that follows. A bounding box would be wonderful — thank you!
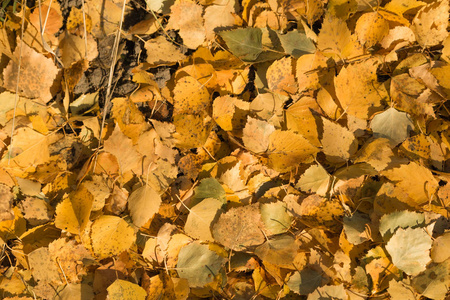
[0,0,450,299]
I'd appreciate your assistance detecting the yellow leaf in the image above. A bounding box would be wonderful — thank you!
[55,185,93,234]
[412,0,449,47]
[144,36,187,66]
[174,78,210,118]
[104,125,143,174]
[89,215,135,259]
[175,63,217,89]
[173,114,214,149]
[355,138,394,171]
[267,130,318,172]
[267,57,297,95]
[111,98,149,143]
[3,42,59,103]
[242,117,275,153]
[318,14,364,61]
[85,0,128,38]
[285,100,321,147]
[321,117,357,163]
[107,279,147,300]
[355,12,390,48]
[384,0,425,16]
[296,52,330,93]
[382,162,439,207]
[335,58,388,119]
[128,185,162,228]
[167,0,205,49]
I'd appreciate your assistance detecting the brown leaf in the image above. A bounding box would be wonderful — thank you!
[212,203,267,251]
[3,42,59,102]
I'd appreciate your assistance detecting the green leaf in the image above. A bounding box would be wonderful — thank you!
[379,210,425,240]
[219,28,263,62]
[343,211,371,245]
[69,92,99,116]
[385,227,432,275]
[296,164,331,196]
[277,30,316,58]
[370,108,414,147]
[260,201,292,235]
[193,178,226,207]
[286,268,323,295]
[177,241,226,287]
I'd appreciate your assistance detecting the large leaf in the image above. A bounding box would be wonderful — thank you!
[128,185,161,228]
[89,215,136,259]
[192,178,227,206]
[176,241,226,287]
[385,227,432,275]
[287,268,323,295]
[379,210,425,240]
[212,203,267,251]
[277,31,316,58]
[219,28,263,61]
[412,258,450,300]
[184,198,224,241]
[370,108,414,147]
[260,201,292,235]
[107,279,147,300]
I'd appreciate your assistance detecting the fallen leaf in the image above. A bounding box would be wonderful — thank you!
[321,117,357,163]
[266,56,298,95]
[242,117,275,154]
[55,185,93,234]
[88,215,135,259]
[343,211,371,245]
[107,279,147,300]
[277,30,316,58]
[296,164,331,196]
[176,241,226,287]
[287,268,323,295]
[370,107,414,147]
[254,234,297,268]
[430,233,450,263]
[411,0,449,48]
[0,184,14,222]
[260,201,292,235]
[104,125,142,175]
[267,130,318,172]
[219,27,263,61]
[355,12,389,48]
[3,42,59,103]
[167,0,205,49]
[335,58,388,119]
[128,185,161,228]
[382,162,438,207]
[203,1,237,41]
[184,198,224,241]
[411,258,450,300]
[212,203,267,251]
[385,227,432,275]
[144,36,187,66]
